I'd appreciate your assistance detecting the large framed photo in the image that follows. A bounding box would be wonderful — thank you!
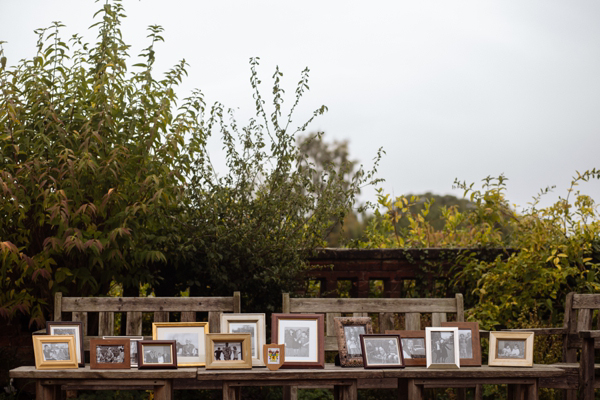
[103,336,144,367]
[205,333,252,370]
[385,330,426,366]
[137,340,177,369]
[271,313,324,369]
[220,313,266,367]
[359,334,405,368]
[46,321,84,367]
[152,322,208,367]
[33,335,79,370]
[426,327,460,369]
[489,331,534,367]
[334,317,373,367]
[441,321,481,366]
[90,339,130,369]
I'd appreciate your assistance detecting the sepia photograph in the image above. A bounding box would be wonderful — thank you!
[284,327,310,357]
[230,323,256,357]
[497,340,526,359]
[143,345,172,364]
[401,338,426,360]
[96,345,125,363]
[213,342,243,360]
[42,343,70,361]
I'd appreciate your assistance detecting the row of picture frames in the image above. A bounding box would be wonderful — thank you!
[32,314,534,370]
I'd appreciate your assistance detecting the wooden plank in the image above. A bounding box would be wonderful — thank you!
[288,298,459,313]
[408,379,423,400]
[572,294,600,309]
[36,381,57,400]
[325,336,338,352]
[208,311,220,333]
[282,293,291,314]
[233,291,241,313]
[352,312,368,318]
[564,293,578,364]
[153,380,173,400]
[61,296,237,312]
[580,336,595,400]
[431,312,447,327]
[406,313,421,330]
[54,292,62,322]
[98,312,114,336]
[72,312,88,336]
[126,311,142,336]
[379,312,394,333]
[283,385,297,400]
[456,293,464,322]
[154,311,169,323]
[11,366,197,379]
[577,309,593,332]
[327,313,341,337]
[181,311,195,322]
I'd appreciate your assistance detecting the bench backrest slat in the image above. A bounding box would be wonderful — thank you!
[562,293,600,361]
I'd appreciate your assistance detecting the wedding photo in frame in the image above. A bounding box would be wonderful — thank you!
[152,322,208,367]
[334,316,373,367]
[103,336,144,367]
[359,334,405,369]
[385,330,426,366]
[441,321,482,366]
[90,338,130,369]
[137,340,177,369]
[426,327,460,369]
[489,331,534,367]
[46,321,84,367]
[205,333,252,370]
[271,313,324,369]
[220,313,266,367]
[33,335,79,370]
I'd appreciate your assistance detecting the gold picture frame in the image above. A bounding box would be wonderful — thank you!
[205,333,252,370]
[489,331,534,367]
[33,335,78,370]
[152,322,209,367]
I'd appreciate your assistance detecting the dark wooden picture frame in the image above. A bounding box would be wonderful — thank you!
[441,321,481,366]
[385,330,426,366]
[271,313,324,369]
[335,317,373,367]
[359,334,405,369]
[90,339,130,369]
[46,321,85,367]
[137,340,178,369]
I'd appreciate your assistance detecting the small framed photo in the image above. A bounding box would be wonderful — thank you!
[359,334,405,368]
[441,321,481,366]
[489,331,534,367]
[152,322,208,367]
[46,321,84,367]
[220,313,266,367]
[334,317,373,367]
[426,327,460,369]
[205,333,252,370]
[271,313,324,369]
[385,330,426,366]
[103,336,144,367]
[90,339,130,369]
[263,343,285,371]
[137,340,177,369]
[33,335,79,370]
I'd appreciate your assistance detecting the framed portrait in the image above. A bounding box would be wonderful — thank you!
[152,322,208,367]
[263,343,285,371]
[90,339,130,369]
[137,340,177,369]
[46,321,84,367]
[334,317,373,367]
[385,330,426,366]
[103,336,144,367]
[426,327,460,369]
[220,313,266,367]
[359,334,405,369]
[489,331,534,367]
[271,313,324,369]
[33,335,79,370]
[441,321,481,366]
[205,333,252,370]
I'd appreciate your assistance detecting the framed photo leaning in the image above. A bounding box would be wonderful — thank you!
[103,336,144,367]
[152,322,208,367]
[46,321,84,367]
[33,335,79,370]
[359,334,404,368]
[271,313,324,369]
[426,327,460,369]
[205,333,252,370]
[137,340,177,369]
[385,330,426,366]
[489,331,534,367]
[90,339,130,369]
[334,317,373,367]
[441,321,481,366]
[220,313,266,367]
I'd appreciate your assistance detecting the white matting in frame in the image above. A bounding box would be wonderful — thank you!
[220,313,266,367]
[277,318,319,363]
[152,322,208,367]
[426,327,460,369]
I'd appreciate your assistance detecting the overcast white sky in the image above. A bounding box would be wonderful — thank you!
[2,1,599,211]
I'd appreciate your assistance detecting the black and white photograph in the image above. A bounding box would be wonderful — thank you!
[152,322,207,366]
[42,343,70,361]
[430,331,456,364]
[284,327,310,357]
[96,345,125,363]
[163,333,199,357]
[47,321,84,366]
[361,335,404,368]
[344,325,365,356]
[53,328,76,336]
[497,340,526,359]
[458,329,473,359]
[213,342,243,361]
[401,338,426,359]
[230,323,256,357]
[143,345,172,364]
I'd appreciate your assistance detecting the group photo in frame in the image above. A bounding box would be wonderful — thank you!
[425,327,460,369]
[334,316,373,367]
[271,313,324,369]
[152,322,208,367]
[103,336,144,367]
[205,333,252,370]
[90,339,130,369]
[45,321,84,367]
[359,334,405,368]
[385,330,426,366]
[441,321,482,366]
[220,313,266,367]
[33,335,79,370]
[137,340,177,369]
[488,331,534,367]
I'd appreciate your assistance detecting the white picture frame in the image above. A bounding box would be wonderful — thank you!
[220,313,266,367]
[425,327,460,369]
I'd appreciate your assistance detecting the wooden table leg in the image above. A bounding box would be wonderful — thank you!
[526,380,538,400]
[581,336,595,400]
[508,384,525,400]
[222,382,241,400]
[407,379,423,400]
[334,380,357,400]
[36,381,58,400]
[398,378,408,399]
[283,386,297,400]
[154,380,173,400]
[475,384,483,400]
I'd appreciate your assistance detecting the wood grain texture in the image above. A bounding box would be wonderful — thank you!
[61,296,237,312]
[54,292,62,322]
[153,311,169,323]
[571,294,600,310]
[125,312,142,336]
[288,298,459,313]
[72,312,88,336]
[180,311,195,322]
[10,366,197,379]
[405,313,421,330]
[98,312,114,336]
